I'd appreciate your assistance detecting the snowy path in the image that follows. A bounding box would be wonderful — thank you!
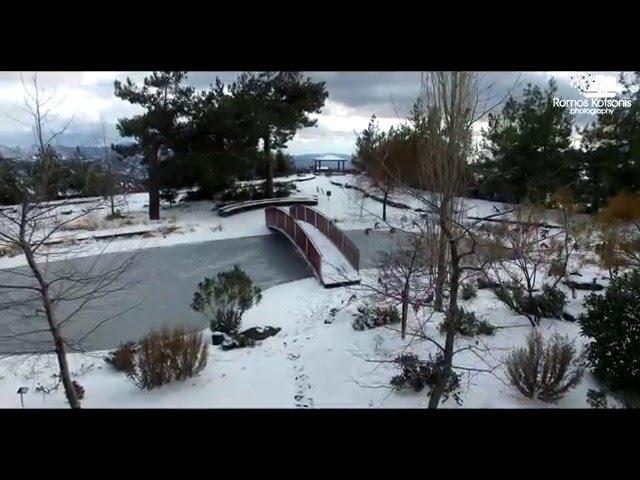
[284,298,317,408]
[296,221,360,286]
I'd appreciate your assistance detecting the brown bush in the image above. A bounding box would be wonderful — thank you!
[506,329,583,403]
[104,342,136,373]
[58,216,100,231]
[128,326,208,390]
[597,193,640,224]
[0,243,20,258]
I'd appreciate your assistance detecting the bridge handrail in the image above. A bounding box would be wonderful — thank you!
[289,205,359,271]
[264,207,323,281]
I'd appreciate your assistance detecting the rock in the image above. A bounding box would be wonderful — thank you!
[241,326,281,341]
[220,337,241,351]
[562,312,577,322]
[219,327,279,351]
[211,332,225,345]
[563,280,605,291]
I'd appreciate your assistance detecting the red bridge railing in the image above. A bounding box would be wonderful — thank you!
[265,207,323,281]
[289,205,359,272]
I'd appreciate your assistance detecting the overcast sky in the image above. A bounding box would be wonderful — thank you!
[0,71,627,155]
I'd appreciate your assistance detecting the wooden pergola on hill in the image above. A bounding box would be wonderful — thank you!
[313,154,348,173]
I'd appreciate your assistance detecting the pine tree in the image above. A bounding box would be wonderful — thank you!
[0,159,23,205]
[114,72,194,220]
[477,79,575,203]
[228,72,328,197]
[580,72,640,212]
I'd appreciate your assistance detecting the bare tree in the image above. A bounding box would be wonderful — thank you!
[0,187,138,407]
[0,74,138,408]
[97,119,129,218]
[355,233,433,339]
[411,72,517,408]
[13,73,76,200]
[483,206,554,326]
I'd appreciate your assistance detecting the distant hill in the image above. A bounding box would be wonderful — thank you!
[0,145,354,174]
[292,153,353,171]
[0,144,133,161]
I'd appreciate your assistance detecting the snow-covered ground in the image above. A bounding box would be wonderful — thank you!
[0,265,611,409]
[0,173,513,270]
[0,172,617,408]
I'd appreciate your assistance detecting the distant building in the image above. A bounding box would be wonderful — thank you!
[313,154,348,173]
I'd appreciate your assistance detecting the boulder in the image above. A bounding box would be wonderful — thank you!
[241,326,281,341]
[219,326,280,350]
[220,335,254,351]
[562,312,577,322]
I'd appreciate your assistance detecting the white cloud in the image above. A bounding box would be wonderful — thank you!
[0,71,630,153]
[81,71,119,87]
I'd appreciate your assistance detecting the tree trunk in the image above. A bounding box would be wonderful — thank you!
[382,191,388,221]
[264,135,274,198]
[108,163,115,217]
[147,146,160,221]
[428,239,460,409]
[433,227,448,311]
[401,289,409,340]
[51,324,81,409]
[433,199,451,312]
[23,248,80,409]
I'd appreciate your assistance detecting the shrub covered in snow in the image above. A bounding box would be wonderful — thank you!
[537,284,567,318]
[580,269,640,392]
[160,188,179,207]
[351,304,400,330]
[493,283,566,323]
[127,327,208,390]
[219,182,294,203]
[586,389,609,409]
[460,282,478,300]
[439,308,495,337]
[191,266,262,336]
[219,185,261,202]
[274,182,295,198]
[390,353,462,404]
[505,329,583,403]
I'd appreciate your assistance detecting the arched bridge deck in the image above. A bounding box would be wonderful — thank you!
[265,206,360,288]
